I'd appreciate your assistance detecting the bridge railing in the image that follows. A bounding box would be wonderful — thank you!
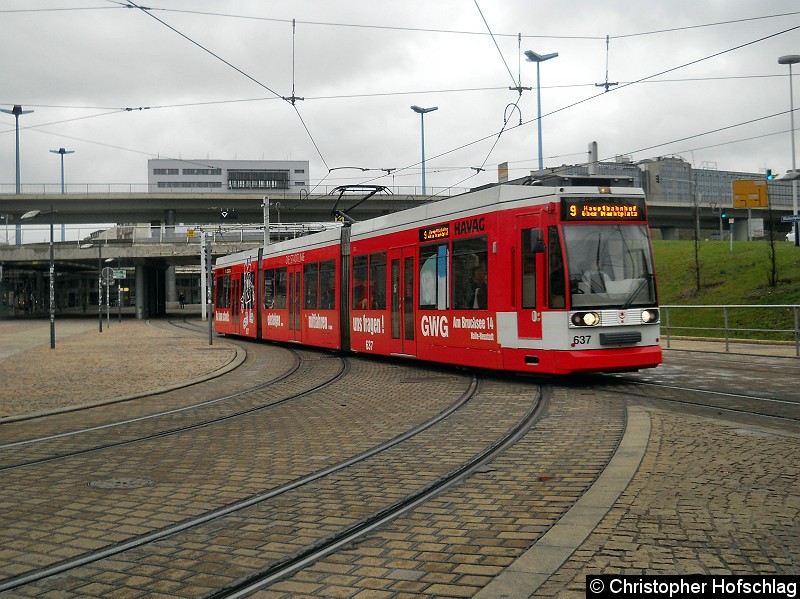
[661,304,800,357]
[0,183,469,197]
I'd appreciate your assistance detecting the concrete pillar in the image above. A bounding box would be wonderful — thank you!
[660,226,679,240]
[165,209,176,237]
[166,263,177,309]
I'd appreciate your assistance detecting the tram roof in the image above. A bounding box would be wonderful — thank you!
[214,181,645,268]
[350,182,644,240]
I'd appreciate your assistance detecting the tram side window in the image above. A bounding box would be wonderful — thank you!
[319,260,336,309]
[263,269,275,309]
[521,229,539,309]
[369,252,386,310]
[215,275,231,308]
[419,243,449,310]
[352,254,385,310]
[304,262,319,309]
[352,255,368,309]
[274,267,287,309]
[548,226,565,309]
[452,236,488,310]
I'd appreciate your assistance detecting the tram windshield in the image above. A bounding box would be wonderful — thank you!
[563,224,657,309]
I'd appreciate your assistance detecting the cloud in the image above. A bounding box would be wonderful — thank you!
[1,0,799,196]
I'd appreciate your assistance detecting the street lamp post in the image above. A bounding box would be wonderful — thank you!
[524,50,559,176]
[50,148,75,242]
[411,105,438,195]
[21,204,56,349]
[80,243,104,332]
[1,105,34,244]
[779,55,800,246]
[0,105,34,193]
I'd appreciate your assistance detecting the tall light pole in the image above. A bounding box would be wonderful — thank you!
[80,243,104,332]
[50,147,75,242]
[1,105,34,244]
[21,204,56,349]
[411,105,438,195]
[524,50,558,176]
[779,55,800,246]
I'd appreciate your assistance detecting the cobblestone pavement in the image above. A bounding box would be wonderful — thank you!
[533,410,800,598]
[0,318,238,419]
[0,318,798,598]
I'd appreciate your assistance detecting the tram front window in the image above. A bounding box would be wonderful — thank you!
[563,224,656,309]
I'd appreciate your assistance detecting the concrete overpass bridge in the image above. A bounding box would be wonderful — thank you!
[0,188,794,319]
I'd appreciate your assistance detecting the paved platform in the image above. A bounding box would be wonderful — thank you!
[0,318,797,597]
[0,317,240,420]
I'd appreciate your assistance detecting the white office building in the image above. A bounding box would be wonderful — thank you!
[148,159,309,193]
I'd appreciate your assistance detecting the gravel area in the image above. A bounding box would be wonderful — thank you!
[0,319,238,418]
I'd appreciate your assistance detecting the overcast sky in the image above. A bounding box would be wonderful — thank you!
[1,0,799,199]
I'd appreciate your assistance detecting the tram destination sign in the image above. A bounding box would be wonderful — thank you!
[561,197,647,222]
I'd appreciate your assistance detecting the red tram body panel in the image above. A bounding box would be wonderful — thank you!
[214,181,663,375]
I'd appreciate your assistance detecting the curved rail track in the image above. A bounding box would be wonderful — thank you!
[609,347,800,423]
[0,349,344,470]
[0,321,547,597]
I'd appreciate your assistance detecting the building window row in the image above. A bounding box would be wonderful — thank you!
[153,168,223,176]
[157,181,224,188]
[227,169,289,190]
[183,168,222,176]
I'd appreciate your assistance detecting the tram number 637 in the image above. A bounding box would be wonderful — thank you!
[572,335,592,346]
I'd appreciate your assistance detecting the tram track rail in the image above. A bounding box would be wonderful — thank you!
[0,370,521,596]
[611,378,800,423]
[0,350,345,471]
[214,381,546,599]
[0,318,242,428]
[663,347,800,375]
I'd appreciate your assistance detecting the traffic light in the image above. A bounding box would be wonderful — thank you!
[721,210,727,219]
[766,169,773,180]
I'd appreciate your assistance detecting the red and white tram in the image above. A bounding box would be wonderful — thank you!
[213,177,662,374]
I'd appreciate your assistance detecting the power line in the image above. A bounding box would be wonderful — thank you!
[473,0,518,88]
[123,1,330,170]
[622,110,791,159]
[4,73,790,119]
[76,4,800,43]
[0,109,125,136]
[351,23,800,194]
[0,5,119,14]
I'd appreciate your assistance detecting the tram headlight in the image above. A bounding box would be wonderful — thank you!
[571,311,601,327]
[641,309,659,323]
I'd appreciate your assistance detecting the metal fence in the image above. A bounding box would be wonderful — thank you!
[0,183,469,197]
[661,304,800,357]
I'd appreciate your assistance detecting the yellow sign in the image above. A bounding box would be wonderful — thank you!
[187,229,195,238]
[732,180,768,208]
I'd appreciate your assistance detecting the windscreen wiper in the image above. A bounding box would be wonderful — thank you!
[621,274,652,310]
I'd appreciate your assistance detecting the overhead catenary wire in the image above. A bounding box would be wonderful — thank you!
[4,5,798,193]
[473,0,518,89]
[2,74,793,116]
[122,0,330,171]
[353,22,800,196]
[71,3,800,42]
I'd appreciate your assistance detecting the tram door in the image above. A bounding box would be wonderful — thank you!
[231,275,242,333]
[516,215,544,340]
[287,265,302,342]
[388,248,416,356]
